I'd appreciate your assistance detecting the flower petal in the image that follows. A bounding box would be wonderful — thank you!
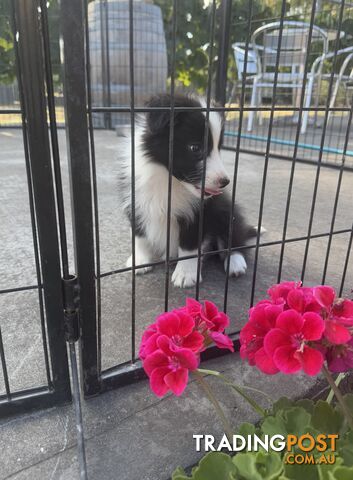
[276,309,304,334]
[287,289,305,313]
[174,348,199,371]
[157,335,175,356]
[254,347,279,374]
[203,300,220,320]
[263,328,292,356]
[139,332,159,359]
[164,368,189,396]
[332,299,353,320]
[157,312,180,337]
[298,346,324,376]
[273,345,301,374]
[325,320,351,345]
[143,350,168,376]
[210,332,234,352]
[186,298,202,317]
[150,367,170,397]
[302,312,325,341]
[182,331,205,352]
[177,311,195,337]
[313,286,336,309]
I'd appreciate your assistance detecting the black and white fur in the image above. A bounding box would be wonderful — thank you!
[119,93,257,288]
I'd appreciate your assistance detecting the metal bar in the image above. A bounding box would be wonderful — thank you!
[14,0,71,401]
[0,284,40,295]
[100,333,241,393]
[90,105,353,113]
[301,0,347,282]
[61,0,99,396]
[40,0,70,277]
[215,0,232,106]
[250,0,288,306]
[339,222,353,296]
[11,0,52,390]
[99,229,352,278]
[322,108,353,284]
[104,0,111,129]
[163,0,177,312]
[69,342,88,480]
[195,0,217,300]
[84,0,102,378]
[276,0,318,282]
[0,387,71,418]
[0,327,11,399]
[223,0,253,313]
[222,145,353,172]
[99,0,108,129]
[128,0,136,362]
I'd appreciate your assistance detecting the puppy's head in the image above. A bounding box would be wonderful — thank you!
[142,93,230,198]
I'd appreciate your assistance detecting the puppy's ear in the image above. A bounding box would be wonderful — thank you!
[145,94,179,134]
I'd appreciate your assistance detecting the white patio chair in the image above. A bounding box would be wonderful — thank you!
[322,46,353,125]
[247,21,329,134]
[227,42,257,106]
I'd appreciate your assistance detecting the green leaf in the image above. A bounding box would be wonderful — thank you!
[339,431,353,466]
[238,422,256,437]
[342,394,353,415]
[273,397,294,414]
[317,457,344,480]
[283,407,312,437]
[284,457,319,480]
[191,452,237,480]
[311,401,344,434]
[261,414,288,437]
[172,466,190,480]
[327,466,353,480]
[295,399,315,415]
[233,451,283,480]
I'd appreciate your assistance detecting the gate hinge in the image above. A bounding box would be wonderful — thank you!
[62,275,80,343]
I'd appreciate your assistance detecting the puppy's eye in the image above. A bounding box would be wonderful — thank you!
[188,144,201,153]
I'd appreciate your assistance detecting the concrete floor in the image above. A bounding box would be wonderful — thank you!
[0,127,352,479]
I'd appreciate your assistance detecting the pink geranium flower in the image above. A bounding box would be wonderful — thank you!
[143,336,199,397]
[313,286,353,345]
[264,309,325,375]
[326,337,353,373]
[267,281,301,304]
[185,298,234,352]
[139,323,158,360]
[240,303,283,374]
[156,310,204,353]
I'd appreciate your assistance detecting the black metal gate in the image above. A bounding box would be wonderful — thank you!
[1,0,353,418]
[0,0,71,416]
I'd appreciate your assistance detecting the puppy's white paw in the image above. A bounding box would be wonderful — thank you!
[172,260,200,288]
[126,255,153,275]
[225,252,247,277]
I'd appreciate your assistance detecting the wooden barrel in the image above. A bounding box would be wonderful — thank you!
[88,0,168,127]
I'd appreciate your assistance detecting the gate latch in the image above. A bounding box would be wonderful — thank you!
[62,275,80,342]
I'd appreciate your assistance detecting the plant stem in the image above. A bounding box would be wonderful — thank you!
[326,372,345,405]
[193,370,234,441]
[322,365,353,430]
[197,368,267,417]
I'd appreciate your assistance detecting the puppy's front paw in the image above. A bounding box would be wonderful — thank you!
[225,252,247,277]
[172,260,200,288]
[126,255,153,275]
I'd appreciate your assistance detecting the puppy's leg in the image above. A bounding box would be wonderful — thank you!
[126,236,153,274]
[172,248,200,288]
[172,216,201,288]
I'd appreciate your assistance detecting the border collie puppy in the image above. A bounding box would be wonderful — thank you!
[120,93,256,288]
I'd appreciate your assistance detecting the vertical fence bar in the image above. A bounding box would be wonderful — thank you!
[215,0,232,108]
[128,0,137,362]
[10,0,52,388]
[195,0,217,300]
[223,0,254,313]
[14,0,71,401]
[61,0,100,395]
[277,5,318,282]
[339,222,353,297]
[0,327,11,400]
[250,0,288,306]
[301,0,346,282]
[164,0,177,312]
[322,106,353,284]
[84,0,102,378]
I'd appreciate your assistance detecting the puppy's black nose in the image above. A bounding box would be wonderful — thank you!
[218,177,230,188]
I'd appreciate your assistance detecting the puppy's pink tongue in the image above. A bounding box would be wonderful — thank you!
[204,188,222,196]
